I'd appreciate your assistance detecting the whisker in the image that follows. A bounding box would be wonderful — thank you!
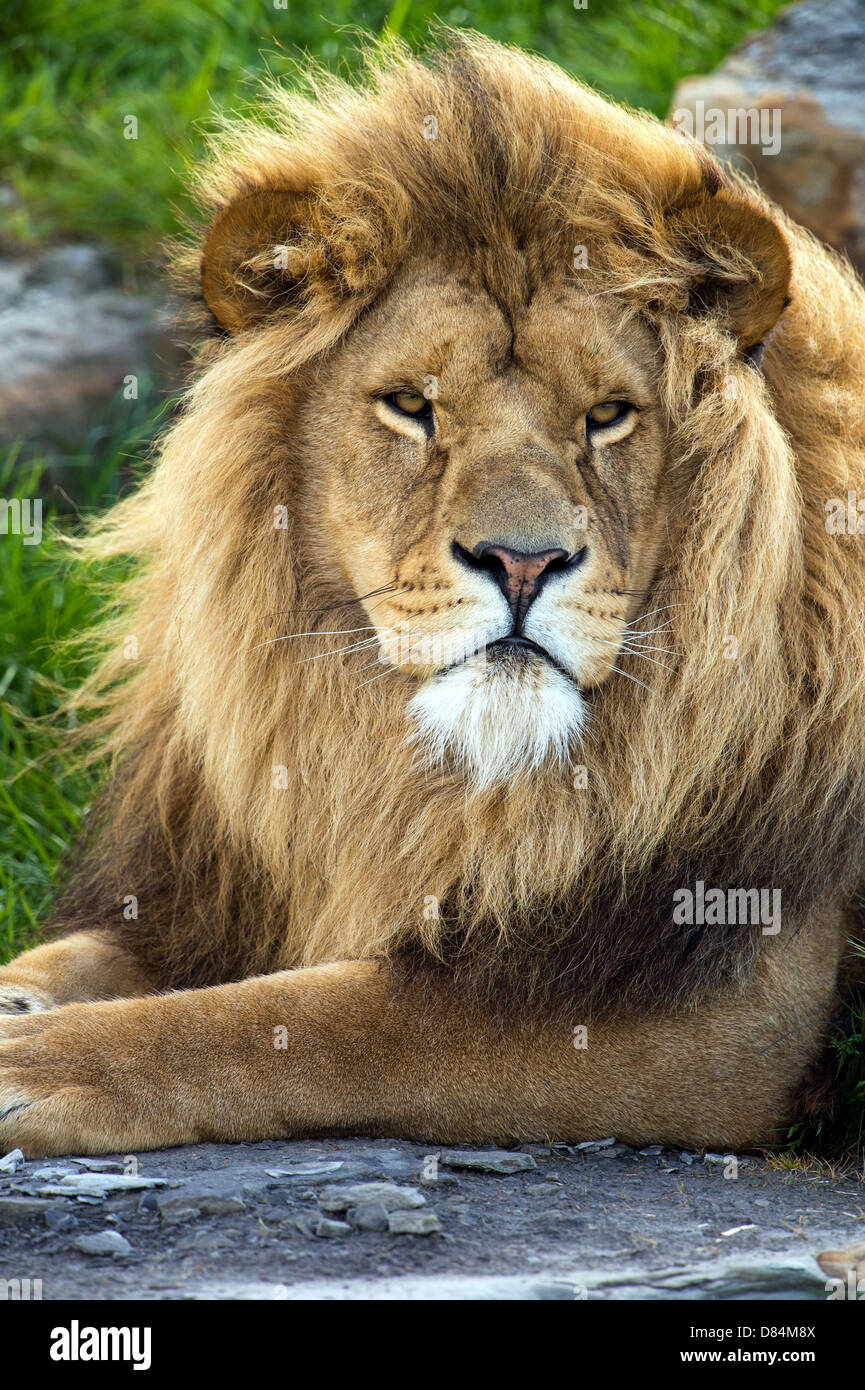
[295,637,381,664]
[356,665,398,690]
[263,582,399,622]
[625,603,684,626]
[252,625,377,650]
[612,665,651,692]
[620,651,675,672]
[620,623,674,638]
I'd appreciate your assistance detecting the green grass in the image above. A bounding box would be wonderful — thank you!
[2,0,789,255]
[0,389,170,961]
[2,0,862,1161]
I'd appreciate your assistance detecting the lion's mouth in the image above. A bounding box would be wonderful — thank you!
[486,635,574,681]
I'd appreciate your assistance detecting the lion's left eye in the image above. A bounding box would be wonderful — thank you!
[585,400,636,444]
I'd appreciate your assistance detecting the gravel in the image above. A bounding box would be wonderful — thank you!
[0,1136,860,1298]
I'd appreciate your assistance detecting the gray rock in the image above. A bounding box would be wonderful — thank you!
[198,1195,245,1216]
[0,1148,25,1173]
[420,1172,460,1188]
[265,1161,345,1179]
[347,1202,390,1232]
[160,1207,200,1226]
[439,1149,536,1174]
[0,244,184,465]
[69,1158,128,1173]
[157,1191,244,1218]
[639,1146,664,1157]
[669,0,865,274]
[315,1218,352,1239]
[0,1197,52,1224]
[75,1230,133,1257]
[319,1182,426,1214]
[528,1281,579,1300]
[44,1208,77,1233]
[388,1209,442,1236]
[573,1138,617,1152]
[38,1173,166,1199]
[529,1182,564,1198]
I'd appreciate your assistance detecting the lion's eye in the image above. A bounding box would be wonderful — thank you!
[585,400,636,445]
[587,401,628,427]
[387,390,431,419]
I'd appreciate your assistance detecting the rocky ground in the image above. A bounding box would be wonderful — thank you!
[0,1136,862,1300]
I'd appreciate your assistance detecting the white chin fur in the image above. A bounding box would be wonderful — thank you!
[407,651,585,790]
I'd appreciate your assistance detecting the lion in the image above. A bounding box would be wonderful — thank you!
[2,31,865,1158]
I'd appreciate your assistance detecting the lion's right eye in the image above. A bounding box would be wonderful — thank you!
[386,390,432,419]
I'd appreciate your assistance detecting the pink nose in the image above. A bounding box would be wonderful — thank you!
[476,544,570,615]
[450,539,587,624]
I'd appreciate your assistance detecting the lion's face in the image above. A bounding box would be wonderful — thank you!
[195,36,791,796]
[297,251,670,785]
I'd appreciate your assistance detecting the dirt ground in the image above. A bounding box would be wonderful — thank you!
[1,1135,862,1300]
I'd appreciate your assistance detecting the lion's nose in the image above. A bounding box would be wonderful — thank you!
[452,541,585,623]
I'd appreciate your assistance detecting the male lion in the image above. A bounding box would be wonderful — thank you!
[2,33,865,1157]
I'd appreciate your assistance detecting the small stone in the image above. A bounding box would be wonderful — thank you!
[347,1202,390,1232]
[75,1230,132,1257]
[161,1207,199,1225]
[137,1191,159,1213]
[38,1173,165,1199]
[187,1229,233,1253]
[639,1146,664,1157]
[294,1215,317,1239]
[69,1158,127,1172]
[156,1191,244,1218]
[420,1172,460,1189]
[196,1195,245,1216]
[574,1137,616,1151]
[529,1281,578,1300]
[388,1209,442,1236]
[0,1148,25,1173]
[529,1182,564,1198]
[44,1208,77,1233]
[265,1160,344,1179]
[0,1197,51,1224]
[266,1188,292,1207]
[315,1217,352,1239]
[318,1182,425,1213]
[439,1149,536,1174]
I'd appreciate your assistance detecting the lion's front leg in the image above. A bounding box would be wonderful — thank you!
[0,930,154,1016]
[0,951,833,1157]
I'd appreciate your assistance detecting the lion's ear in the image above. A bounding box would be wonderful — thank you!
[669,185,791,354]
[201,188,313,333]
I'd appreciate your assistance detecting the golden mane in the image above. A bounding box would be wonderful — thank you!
[52,31,865,1017]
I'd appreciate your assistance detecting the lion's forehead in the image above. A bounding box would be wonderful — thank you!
[343,255,661,412]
